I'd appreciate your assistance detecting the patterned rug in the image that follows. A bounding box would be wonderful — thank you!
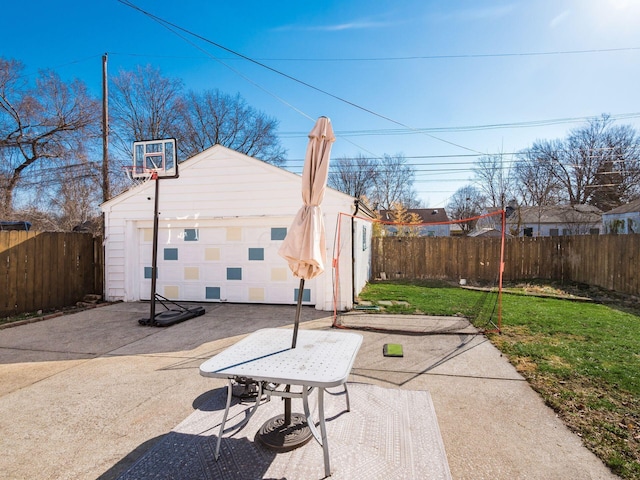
[117,383,451,480]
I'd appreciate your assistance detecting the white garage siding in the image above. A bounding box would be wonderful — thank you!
[102,145,372,311]
[132,218,318,305]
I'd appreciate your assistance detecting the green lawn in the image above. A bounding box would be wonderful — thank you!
[358,279,640,479]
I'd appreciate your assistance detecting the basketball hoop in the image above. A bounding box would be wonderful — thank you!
[123,165,156,186]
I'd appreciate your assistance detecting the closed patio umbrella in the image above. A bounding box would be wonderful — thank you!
[257,117,335,452]
[278,116,335,348]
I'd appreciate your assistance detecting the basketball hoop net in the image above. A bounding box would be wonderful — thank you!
[123,165,157,186]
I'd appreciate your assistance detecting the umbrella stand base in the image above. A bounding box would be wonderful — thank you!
[256,413,313,452]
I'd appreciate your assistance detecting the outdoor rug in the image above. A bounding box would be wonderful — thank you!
[117,383,452,480]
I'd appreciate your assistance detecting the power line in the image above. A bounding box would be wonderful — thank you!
[261,46,640,61]
[279,112,640,137]
[110,46,640,63]
[285,148,640,165]
[117,0,484,155]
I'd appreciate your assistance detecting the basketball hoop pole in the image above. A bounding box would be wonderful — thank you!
[131,138,204,327]
[149,172,160,325]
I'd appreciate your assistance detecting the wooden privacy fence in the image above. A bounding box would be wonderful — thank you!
[0,231,103,317]
[371,235,640,297]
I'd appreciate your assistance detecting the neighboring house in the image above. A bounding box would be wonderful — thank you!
[472,207,508,235]
[101,144,373,311]
[507,204,603,237]
[379,208,450,236]
[468,227,506,238]
[449,223,464,236]
[602,198,640,234]
[0,221,31,231]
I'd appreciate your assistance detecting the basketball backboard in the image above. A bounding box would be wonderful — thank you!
[132,138,178,179]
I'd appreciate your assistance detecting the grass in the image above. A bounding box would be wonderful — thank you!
[357,279,640,479]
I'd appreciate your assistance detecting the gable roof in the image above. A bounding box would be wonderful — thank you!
[513,204,602,224]
[468,227,510,238]
[379,208,449,224]
[102,144,354,209]
[603,198,640,215]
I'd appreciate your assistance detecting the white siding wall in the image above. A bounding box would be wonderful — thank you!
[520,222,602,237]
[353,216,373,299]
[603,212,640,234]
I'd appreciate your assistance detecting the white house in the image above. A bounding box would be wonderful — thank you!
[602,198,640,234]
[507,204,602,237]
[101,144,373,311]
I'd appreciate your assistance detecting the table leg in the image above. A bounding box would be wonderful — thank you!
[302,386,322,445]
[301,386,331,476]
[215,379,234,460]
[344,383,350,412]
[318,387,331,477]
[215,379,265,460]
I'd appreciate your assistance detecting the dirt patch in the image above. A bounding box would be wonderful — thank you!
[505,281,640,315]
[513,356,538,374]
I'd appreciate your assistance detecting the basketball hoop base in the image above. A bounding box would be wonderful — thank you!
[138,307,205,327]
[256,413,314,452]
[138,294,205,327]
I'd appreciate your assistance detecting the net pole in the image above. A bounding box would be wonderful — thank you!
[332,213,344,327]
[498,209,506,332]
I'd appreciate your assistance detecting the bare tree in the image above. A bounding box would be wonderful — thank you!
[511,147,564,235]
[110,68,287,170]
[177,89,285,165]
[110,65,184,157]
[328,153,378,200]
[590,122,640,209]
[519,115,640,210]
[370,154,420,210]
[0,57,100,217]
[473,153,513,208]
[110,65,184,196]
[447,185,486,235]
[46,153,102,231]
[512,148,562,207]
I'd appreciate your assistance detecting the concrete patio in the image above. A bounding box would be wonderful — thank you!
[0,302,617,479]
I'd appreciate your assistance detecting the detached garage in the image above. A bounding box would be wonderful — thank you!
[101,144,373,311]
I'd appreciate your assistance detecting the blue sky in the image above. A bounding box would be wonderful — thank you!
[2,0,640,207]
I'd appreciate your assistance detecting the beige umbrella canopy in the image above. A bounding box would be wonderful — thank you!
[259,116,335,446]
[278,116,335,283]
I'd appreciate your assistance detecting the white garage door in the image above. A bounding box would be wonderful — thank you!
[137,223,316,305]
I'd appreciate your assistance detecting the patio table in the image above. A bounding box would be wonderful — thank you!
[199,327,363,477]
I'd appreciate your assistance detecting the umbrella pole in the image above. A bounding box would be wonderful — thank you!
[257,277,312,451]
[284,278,305,425]
[292,278,305,349]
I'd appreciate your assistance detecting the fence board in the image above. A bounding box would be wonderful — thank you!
[0,233,10,312]
[65,234,78,307]
[41,233,54,311]
[372,235,640,297]
[32,233,44,311]
[56,234,66,310]
[23,231,37,312]
[10,232,25,313]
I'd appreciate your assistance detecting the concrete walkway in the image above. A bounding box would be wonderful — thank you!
[0,303,617,479]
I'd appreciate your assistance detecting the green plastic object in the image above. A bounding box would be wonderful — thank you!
[383,343,404,357]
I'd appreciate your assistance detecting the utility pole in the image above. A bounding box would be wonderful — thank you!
[102,53,109,203]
